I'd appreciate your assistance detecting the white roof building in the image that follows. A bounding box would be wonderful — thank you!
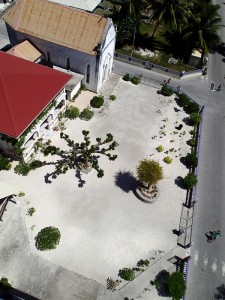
[49,0,102,12]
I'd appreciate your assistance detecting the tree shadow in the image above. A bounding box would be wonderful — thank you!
[214,284,225,299]
[175,176,185,189]
[180,156,187,167]
[182,117,191,126]
[114,170,138,193]
[172,229,180,236]
[153,270,170,297]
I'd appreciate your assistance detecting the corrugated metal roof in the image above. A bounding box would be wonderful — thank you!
[7,40,42,62]
[49,0,102,12]
[0,51,72,139]
[4,0,107,55]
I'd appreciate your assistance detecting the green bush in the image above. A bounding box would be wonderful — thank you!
[131,76,140,85]
[90,96,104,108]
[186,101,200,114]
[122,74,131,81]
[30,160,43,170]
[161,86,173,96]
[27,207,35,216]
[0,277,12,290]
[183,173,198,189]
[14,162,31,176]
[18,191,25,197]
[189,113,201,125]
[35,226,61,251]
[0,153,11,171]
[168,271,186,300]
[110,95,116,101]
[118,268,135,281]
[137,259,149,267]
[65,106,80,119]
[177,94,190,107]
[186,153,198,168]
[187,138,197,147]
[163,156,172,164]
[79,108,94,121]
[156,145,164,152]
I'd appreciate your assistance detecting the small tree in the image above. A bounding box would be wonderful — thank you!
[185,153,198,168]
[35,226,61,251]
[183,173,198,189]
[65,106,80,119]
[177,94,190,107]
[43,131,118,178]
[90,96,104,108]
[137,159,163,189]
[0,277,12,290]
[168,271,186,300]
[79,108,94,121]
[118,268,135,281]
[189,113,201,125]
[161,86,173,96]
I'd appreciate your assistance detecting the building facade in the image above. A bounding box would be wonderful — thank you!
[4,0,116,92]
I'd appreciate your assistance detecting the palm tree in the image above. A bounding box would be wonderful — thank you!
[184,0,223,65]
[149,0,190,37]
[110,0,148,19]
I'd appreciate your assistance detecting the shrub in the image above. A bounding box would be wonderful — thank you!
[137,159,163,188]
[106,277,121,291]
[79,108,94,121]
[163,156,172,164]
[131,76,140,85]
[189,113,201,125]
[183,173,198,189]
[110,95,116,101]
[161,86,173,96]
[18,191,25,197]
[27,207,35,216]
[156,145,164,152]
[0,153,11,171]
[137,259,149,267]
[186,153,198,168]
[177,94,190,107]
[122,74,130,81]
[168,271,186,300]
[65,106,80,119]
[30,160,43,170]
[0,277,12,290]
[118,268,135,281]
[187,138,197,147]
[90,96,104,108]
[35,226,61,251]
[186,101,200,114]
[14,162,31,176]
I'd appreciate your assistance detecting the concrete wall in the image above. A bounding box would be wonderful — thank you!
[97,19,116,91]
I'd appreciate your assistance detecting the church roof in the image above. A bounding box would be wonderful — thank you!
[0,52,72,139]
[49,0,102,12]
[3,0,107,56]
[7,40,42,62]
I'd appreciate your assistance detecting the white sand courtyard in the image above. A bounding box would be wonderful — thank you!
[1,78,192,287]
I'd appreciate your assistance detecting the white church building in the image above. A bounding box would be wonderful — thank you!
[3,0,116,92]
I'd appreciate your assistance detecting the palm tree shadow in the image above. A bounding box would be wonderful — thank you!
[114,170,139,193]
[214,284,225,299]
[175,176,185,189]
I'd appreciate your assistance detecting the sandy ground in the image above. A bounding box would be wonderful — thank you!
[1,79,192,291]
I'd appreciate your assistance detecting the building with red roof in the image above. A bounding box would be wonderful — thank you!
[0,51,72,161]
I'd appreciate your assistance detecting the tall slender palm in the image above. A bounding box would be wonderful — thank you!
[110,0,148,19]
[149,0,190,37]
[184,0,223,64]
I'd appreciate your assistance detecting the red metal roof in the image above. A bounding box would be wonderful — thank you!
[0,51,72,139]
